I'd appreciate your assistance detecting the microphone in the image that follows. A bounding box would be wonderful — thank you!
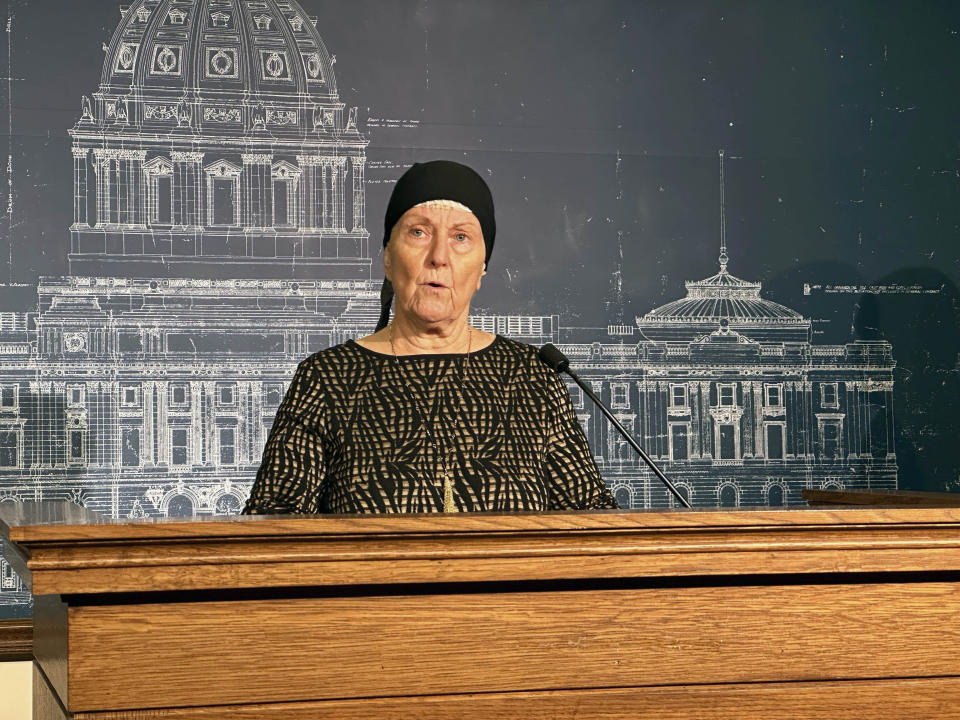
[538,343,692,509]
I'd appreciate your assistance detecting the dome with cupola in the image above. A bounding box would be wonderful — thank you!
[637,252,811,343]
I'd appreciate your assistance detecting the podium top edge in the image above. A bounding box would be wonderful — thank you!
[5,501,960,545]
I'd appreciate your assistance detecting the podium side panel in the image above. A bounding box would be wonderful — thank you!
[33,663,69,720]
[63,580,960,712]
[26,677,960,719]
[33,595,68,712]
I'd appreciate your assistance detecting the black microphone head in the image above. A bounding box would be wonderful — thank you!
[538,343,570,373]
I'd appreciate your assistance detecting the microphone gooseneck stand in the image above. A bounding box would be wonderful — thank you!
[538,343,693,509]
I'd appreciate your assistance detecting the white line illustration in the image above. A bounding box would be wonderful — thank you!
[0,1,896,613]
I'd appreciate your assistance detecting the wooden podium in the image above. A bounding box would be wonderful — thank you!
[5,502,960,719]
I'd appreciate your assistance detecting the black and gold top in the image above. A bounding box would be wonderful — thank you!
[243,335,619,514]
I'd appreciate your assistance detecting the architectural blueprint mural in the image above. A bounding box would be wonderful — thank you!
[1,0,958,616]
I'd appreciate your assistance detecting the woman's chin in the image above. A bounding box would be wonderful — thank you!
[405,302,459,326]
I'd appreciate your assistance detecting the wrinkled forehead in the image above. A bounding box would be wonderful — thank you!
[410,199,475,216]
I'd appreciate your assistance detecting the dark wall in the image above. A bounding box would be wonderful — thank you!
[0,0,959,617]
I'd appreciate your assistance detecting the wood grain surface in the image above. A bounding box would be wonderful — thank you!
[7,504,960,595]
[8,502,960,540]
[63,581,960,712]
[32,678,960,720]
[0,618,32,661]
[11,503,960,718]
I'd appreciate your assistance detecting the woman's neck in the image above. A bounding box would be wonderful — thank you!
[389,315,473,355]
[354,312,497,356]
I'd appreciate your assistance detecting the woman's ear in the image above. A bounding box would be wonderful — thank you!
[382,244,392,281]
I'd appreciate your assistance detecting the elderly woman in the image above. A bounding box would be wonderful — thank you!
[244,160,618,514]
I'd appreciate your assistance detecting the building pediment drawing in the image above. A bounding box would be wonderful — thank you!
[203,159,242,177]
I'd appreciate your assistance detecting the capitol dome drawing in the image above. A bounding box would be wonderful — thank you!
[69,0,369,280]
[102,0,339,100]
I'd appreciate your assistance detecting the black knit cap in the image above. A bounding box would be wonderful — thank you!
[376,160,496,331]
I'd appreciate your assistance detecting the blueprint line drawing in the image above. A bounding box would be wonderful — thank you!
[0,0,896,614]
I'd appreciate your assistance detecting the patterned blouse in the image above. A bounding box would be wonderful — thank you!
[243,335,619,514]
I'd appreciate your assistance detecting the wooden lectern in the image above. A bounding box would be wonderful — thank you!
[4,502,960,719]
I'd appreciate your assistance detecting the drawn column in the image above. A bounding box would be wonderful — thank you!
[190,381,203,466]
[753,383,764,458]
[351,155,366,231]
[690,382,701,458]
[241,153,272,228]
[92,150,110,227]
[295,155,319,229]
[786,381,797,456]
[846,381,859,456]
[862,382,874,458]
[802,380,814,457]
[320,159,332,228]
[130,150,147,227]
[72,147,89,227]
[884,383,895,458]
[154,381,168,466]
[699,381,712,458]
[202,381,215,465]
[142,381,155,468]
[333,157,347,230]
[171,151,204,227]
[124,150,147,227]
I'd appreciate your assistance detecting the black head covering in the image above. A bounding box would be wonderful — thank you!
[376,160,496,331]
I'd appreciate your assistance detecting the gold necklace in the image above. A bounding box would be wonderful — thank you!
[389,324,472,512]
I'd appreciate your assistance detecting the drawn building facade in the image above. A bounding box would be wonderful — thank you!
[0,0,897,613]
[560,252,897,510]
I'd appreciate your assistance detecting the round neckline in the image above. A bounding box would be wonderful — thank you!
[347,333,503,360]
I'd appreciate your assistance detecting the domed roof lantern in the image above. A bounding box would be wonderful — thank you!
[636,150,811,343]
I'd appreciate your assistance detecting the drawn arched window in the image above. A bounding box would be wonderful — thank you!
[215,494,242,515]
[613,486,632,509]
[767,483,786,507]
[272,161,301,228]
[204,160,242,226]
[167,494,194,517]
[670,483,692,508]
[143,157,173,225]
[718,483,739,508]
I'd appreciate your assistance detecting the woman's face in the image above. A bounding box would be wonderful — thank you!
[384,203,486,329]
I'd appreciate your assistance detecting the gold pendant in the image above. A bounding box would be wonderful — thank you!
[443,473,456,513]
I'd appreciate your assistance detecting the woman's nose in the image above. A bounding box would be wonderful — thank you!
[426,235,450,266]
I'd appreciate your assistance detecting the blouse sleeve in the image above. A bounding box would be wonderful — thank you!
[243,358,329,515]
[542,371,620,510]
